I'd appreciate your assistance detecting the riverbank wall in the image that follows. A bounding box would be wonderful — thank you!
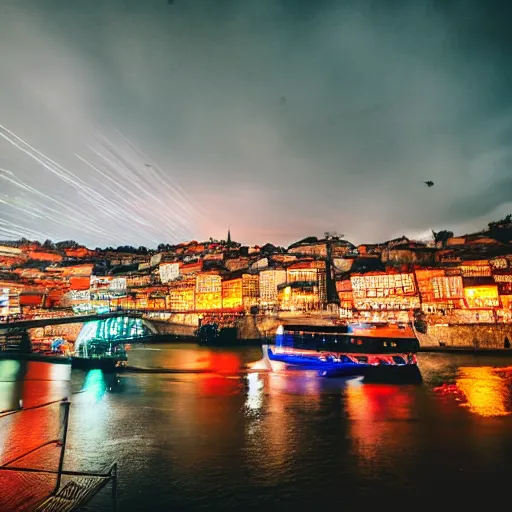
[147,312,512,351]
[415,323,512,350]
[24,312,512,351]
[146,311,341,341]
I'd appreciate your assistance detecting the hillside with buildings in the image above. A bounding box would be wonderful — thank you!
[1,217,512,328]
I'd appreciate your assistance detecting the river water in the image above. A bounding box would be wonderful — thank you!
[2,344,512,511]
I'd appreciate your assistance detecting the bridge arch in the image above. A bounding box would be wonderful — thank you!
[75,316,155,354]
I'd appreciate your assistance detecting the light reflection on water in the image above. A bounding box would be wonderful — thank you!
[0,360,70,511]
[245,373,263,412]
[3,347,512,510]
[456,367,511,417]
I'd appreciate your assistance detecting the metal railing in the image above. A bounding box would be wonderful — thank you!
[0,398,118,511]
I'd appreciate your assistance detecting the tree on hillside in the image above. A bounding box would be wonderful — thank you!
[432,230,454,246]
[488,214,512,230]
[260,243,277,255]
[488,214,512,243]
[43,239,55,250]
[289,236,318,249]
[157,243,174,252]
[297,236,318,244]
[55,240,79,249]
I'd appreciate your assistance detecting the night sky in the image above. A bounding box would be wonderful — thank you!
[1,0,511,248]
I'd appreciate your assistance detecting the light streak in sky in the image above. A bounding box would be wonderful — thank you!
[0,123,207,247]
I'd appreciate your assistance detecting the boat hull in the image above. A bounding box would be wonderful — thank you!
[262,345,369,377]
[364,362,422,383]
[262,344,419,379]
[71,357,126,372]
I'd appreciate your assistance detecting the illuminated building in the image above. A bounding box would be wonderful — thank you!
[60,264,94,277]
[179,260,203,276]
[221,277,242,309]
[125,274,151,288]
[350,272,420,322]
[221,273,259,310]
[288,242,328,257]
[414,263,512,325]
[287,235,355,258]
[64,247,95,258]
[280,261,327,310]
[459,260,492,277]
[490,257,510,270]
[464,285,500,309]
[415,269,465,313]
[62,289,91,310]
[195,273,222,311]
[494,270,512,321]
[0,245,23,257]
[278,282,319,311]
[203,253,224,261]
[258,269,287,306]
[19,291,45,310]
[335,278,353,316]
[224,257,250,272]
[0,287,11,317]
[168,277,196,311]
[287,262,326,295]
[250,257,268,270]
[272,254,297,263]
[0,282,23,317]
[125,287,168,311]
[26,250,63,262]
[332,258,354,273]
[0,245,26,270]
[382,241,436,265]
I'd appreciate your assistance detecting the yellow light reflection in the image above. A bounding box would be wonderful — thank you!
[456,367,510,417]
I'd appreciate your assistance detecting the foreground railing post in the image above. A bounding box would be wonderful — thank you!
[53,399,71,495]
[112,463,118,512]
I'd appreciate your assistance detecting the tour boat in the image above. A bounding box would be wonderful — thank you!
[261,323,421,381]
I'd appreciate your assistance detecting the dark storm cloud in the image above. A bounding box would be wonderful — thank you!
[0,0,510,247]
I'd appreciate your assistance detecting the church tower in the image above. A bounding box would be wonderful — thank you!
[227,227,232,245]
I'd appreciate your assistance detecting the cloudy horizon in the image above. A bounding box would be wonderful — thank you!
[1,0,511,249]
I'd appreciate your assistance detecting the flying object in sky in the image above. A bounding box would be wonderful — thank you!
[424,181,434,187]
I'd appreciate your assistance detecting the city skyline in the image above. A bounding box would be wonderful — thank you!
[1,0,511,248]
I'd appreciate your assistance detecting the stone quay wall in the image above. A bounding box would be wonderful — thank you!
[415,323,512,350]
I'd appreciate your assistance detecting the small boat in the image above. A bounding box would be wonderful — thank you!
[196,323,238,346]
[262,323,420,381]
[71,339,127,372]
